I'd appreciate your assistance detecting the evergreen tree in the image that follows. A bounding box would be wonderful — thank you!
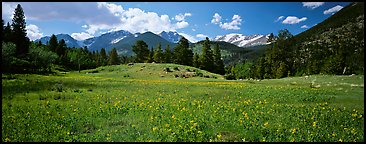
[213,43,225,75]
[100,48,107,66]
[193,53,200,68]
[56,39,67,56]
[3,22,12,43]
[11,4,29,58]
[132,40,149,63]
[164,44,173,63]
[173,37,193,66]
[108,48,119,65]
[56,39,67,65]
[153,43,163,63]
[254,57,265,79]
[199,37,214,72]
[48,34,58,52]
[148,47,155,63]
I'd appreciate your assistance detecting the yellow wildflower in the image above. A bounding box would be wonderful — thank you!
[264,122,269,127]
[292,128,296,134]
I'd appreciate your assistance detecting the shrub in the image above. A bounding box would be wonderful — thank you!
[195,71,203,77]
[164,67,173,72]
[225,74,236,80]
[173,67,179,71]
[54,83,64,92]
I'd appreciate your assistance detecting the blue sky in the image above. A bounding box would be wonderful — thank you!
[2,2,350,42]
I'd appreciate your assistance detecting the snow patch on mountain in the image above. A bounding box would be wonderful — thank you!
[214,33,269,47]
[111,36,127,44]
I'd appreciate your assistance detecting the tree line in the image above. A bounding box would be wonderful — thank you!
[131,37,225,75]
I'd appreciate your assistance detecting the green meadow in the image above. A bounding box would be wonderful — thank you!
[2,63,364,142]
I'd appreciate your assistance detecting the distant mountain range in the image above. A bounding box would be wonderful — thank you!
[214,33,270,47]
[35,30,269,55]
[36,34,80,48]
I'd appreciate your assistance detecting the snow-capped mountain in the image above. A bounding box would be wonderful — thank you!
[158,31,182,43]
[80,30,133,51]
[214,33,270,47]
[35,34,81,48]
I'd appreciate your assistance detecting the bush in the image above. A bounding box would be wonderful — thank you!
[173,67,179,71]
[195,70,203,77]
[225,74,236,80]
[164,67,173,72]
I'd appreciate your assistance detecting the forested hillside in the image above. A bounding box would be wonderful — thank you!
[226,2,364,80]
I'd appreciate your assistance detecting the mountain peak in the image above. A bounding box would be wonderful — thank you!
[158,31,182,43]
[214,33,269,47]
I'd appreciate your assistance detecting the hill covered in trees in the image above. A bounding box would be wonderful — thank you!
[226,2,364,80]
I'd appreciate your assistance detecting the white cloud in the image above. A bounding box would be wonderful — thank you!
[275,16,284,22]
[97,2,124,16]
[192,28,196,31]
[26,24,43,41]
[301,25,309,29]
[282,16,307,24]
[3,2,193,39]
[302,2,325,9]
[323,5,343,15]
[196,34,208,39]
[220,14,242,30]
[175,21,189,29]
[71,32,94,41]
[178,32,198,43]
[211,13,222,24]
[174,13,192,21]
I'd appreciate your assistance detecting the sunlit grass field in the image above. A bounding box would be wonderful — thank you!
[2,63,364,142]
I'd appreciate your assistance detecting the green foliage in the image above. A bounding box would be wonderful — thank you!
[3,22,12,43]
[108,48,119,65]
[193,53,200,68]
[213,43,225,75]
[28,42,58,72]
[2,42,17,72]
[174,37,193,66]
[48,34,58,53]
[11,4,29,58]
[100,48,108,66]
[148,47,155,63]
[164,45,173,63]
[132,40,150,63]
[153,43,163,63]
[199,37,214,72]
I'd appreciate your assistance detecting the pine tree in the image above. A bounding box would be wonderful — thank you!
[153,43,163,63]
[100,48,107,66]
[11,4,29,58]
[132,40,149,63]
[193,53,200,68]
[48,34,58,52]
[108,48,119,65]
[56,39,67,65]
[213,43,225,75]
[199,37,214,72]
[148,47,155,63]
[173,37,193,66]
[3,22,12,43]
[164,44,173,63]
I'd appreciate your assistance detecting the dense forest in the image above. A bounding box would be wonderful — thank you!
[2,2,364,79]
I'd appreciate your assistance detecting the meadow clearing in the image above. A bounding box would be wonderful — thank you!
[2,63,364,142]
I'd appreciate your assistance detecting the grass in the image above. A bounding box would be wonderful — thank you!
[2,63,364,142]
